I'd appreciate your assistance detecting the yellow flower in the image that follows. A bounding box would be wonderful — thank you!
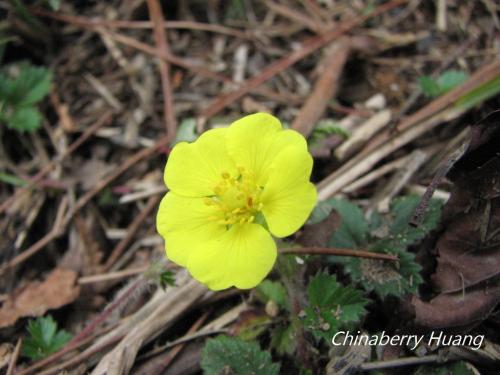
[156,113,316,290]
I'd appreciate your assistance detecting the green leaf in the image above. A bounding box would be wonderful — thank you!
[304,273,368,341]
[414,361,475,375]
[420,70,468,98]
[270,324,296,356]
[173,118,197,145]
[0,172,27,187]
[159,270,176,290]
[13,64,52,106]
[307,200,335,225]
[436,70,468,93]
[201,336,280,375]
[309,119,349,146]
[343,244,423,297]
[331,196,442,297]
[7,106,42,132]
[455,75,500,110]
[22,315,72,360]
[47,0,61,11]
[255,280,287,310]
[388,196,442,248]
[419,76,441,97]
[328,199,369,248]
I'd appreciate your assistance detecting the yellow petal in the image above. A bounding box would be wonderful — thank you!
[187,223,277,290]
[156,192,225,267]
[226,113,307,185]
[261,146,317,238]
[165,128,237,197]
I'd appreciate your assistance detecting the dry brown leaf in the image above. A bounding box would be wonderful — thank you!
[412,285,500,329]
[0,268,80,328]
[0,343,14,371]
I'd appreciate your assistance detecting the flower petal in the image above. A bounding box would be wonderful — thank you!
[187,223,277,290]
[261,146,317,238]
[156,192,225,267]
[226,113,307,185]
[165,128,237,197]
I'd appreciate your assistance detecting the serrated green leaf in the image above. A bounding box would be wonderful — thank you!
[201,336,280,375]
[270,324,296,356]
[328,199,369,248]
[304,273,368,341]
[22,315,72,360]
[331,196,441,298]
[255,280,288,309]
[14,65,52,106]
[388,196,442,247]
[414,361,475,375]
[7,106,42,132]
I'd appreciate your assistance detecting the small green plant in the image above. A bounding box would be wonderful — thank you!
[0,62,52,133]
[255,280,288,310]
[327,196,443,297]
[159,270,176,289]
[309,119,349,146]
[201,335,280,375]
[419,70,468,98]
[22,315,72,360]
[303,273,368,341]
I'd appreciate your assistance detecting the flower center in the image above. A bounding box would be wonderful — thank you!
[204,168,263,226]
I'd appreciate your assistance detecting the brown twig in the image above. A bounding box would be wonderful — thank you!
[0,196,68,274]
[6,337,22,375]
[0,111,113,215]
[69,277,144,345]
[103,195,161,271]
[291,38,351,137]
[30,8,250,38]
[280,247,399,261]
[152,311,210,373]
[199,0,407,121]
[1,134,170,273]
[147,0,177,137]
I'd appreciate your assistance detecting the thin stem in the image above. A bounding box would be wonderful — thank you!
[280,247,399,261]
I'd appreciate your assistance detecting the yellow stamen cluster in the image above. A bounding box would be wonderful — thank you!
[205,168,263,226]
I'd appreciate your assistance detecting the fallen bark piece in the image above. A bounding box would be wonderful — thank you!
[0,269,80,328]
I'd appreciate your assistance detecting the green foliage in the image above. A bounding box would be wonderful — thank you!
[22,315,72,360]
[255,280,288,310]
[419,70,468,98]
[159,270,176,289]
[328,199,369,248]
[455,75,500,110]
[173,118,198,145]
[0,171,27,187]
[414,361,475,375]
[0,63,52,133]
[270,324,296,356]
[330,196,443,297]
[307,200,335,225]
[201,336,280,375]
[304,273,368,341]
[309,119,349,146]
